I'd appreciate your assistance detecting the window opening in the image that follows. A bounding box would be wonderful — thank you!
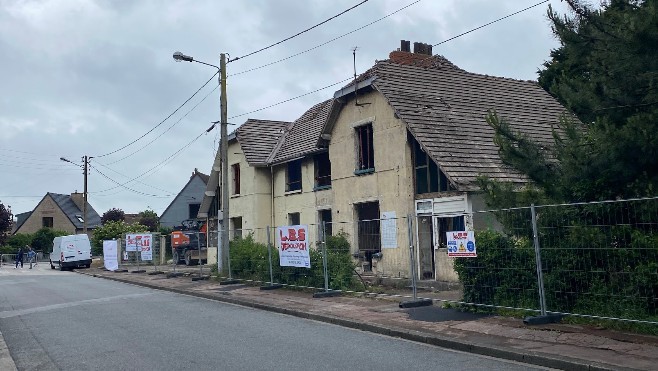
[314,152,331,188]
[231,217,243,239]
[355,202,380,272]
[355,124,374,171]
[288,212,300,226]
[412,139,454,194]
[231,163,241,195]
[286,159,302,192]
[318,209,333,239]
[42,217,54,228]
[188,203,201,219]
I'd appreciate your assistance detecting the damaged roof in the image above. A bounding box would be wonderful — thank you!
[327,50,569,190]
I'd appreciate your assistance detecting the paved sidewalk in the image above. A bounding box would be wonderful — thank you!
[81,268,658,371]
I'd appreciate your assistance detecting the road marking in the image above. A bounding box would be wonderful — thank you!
[0,293,154,319]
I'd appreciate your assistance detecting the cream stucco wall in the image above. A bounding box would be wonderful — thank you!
[226,140,273,244]
[271,158,326,246]
[328,90,416,278]
[16,195,76,235]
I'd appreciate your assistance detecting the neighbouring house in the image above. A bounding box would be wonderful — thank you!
[13,192,102,236]
[159,168,210,229]
[198,40,569,281]
[11,211,31,234]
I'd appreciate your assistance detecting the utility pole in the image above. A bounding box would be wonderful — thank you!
[83,155,88,235]
[219,53,229,274]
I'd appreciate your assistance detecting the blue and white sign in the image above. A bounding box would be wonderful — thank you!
[446,231,477,257]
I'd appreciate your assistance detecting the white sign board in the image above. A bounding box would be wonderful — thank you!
[276,225,311,268]
[102,240,118,271]
[446,231,476,257]
[380,211,397,248]
[126,233,153,261]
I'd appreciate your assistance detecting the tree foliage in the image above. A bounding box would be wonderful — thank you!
[137,209,159,232]
[483,0,658,204]
[101,208,125,223]
[0,201,12,245]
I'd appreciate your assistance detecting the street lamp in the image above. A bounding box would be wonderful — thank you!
[60,156,90,234]
[173,51,229,275]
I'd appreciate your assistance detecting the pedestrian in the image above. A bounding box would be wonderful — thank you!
[28,246,36,269]
[15,247,24,269]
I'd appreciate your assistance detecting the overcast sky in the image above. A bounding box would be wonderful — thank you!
[0,0,572,218]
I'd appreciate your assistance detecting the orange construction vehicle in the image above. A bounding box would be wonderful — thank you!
[171,220,207,265]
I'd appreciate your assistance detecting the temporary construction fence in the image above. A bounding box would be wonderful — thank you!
[109,233,164,273]
[211,197,657,327]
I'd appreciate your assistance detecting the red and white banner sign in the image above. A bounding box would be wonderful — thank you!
[276,225,310,268]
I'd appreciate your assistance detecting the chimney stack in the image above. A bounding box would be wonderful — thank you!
[400,40,411,52]
[70,192,85,211]
[390,40,434,65]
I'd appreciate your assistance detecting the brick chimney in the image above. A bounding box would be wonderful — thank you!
[389,40,434,65]
[70,192,85,211]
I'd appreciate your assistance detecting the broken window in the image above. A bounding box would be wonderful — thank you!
[230,217,243,239]
[286,159,302,192]
[188,203,201,219]
[355,124,375,171]
[318,209,333,239]
[314,152,331,188]
[231,163,240,195]
[412,139,454,194]
[288,212,300,226]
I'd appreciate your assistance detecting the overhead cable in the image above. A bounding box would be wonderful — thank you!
[101,84,220,165]
[228,77,352,120]
[229,0,370,63]
[90,165,175,198]
[433,0,550,47]
[229,0,421,77]
[94,71,219,158]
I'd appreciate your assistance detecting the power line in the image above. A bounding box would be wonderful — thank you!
[90,165,175,198]
[102,83,220,165]
[230,0,421,77]
[91,130,210,194]
[94,71,219,158]
[92,161,175,194]
[433,0,549,46]
[229,0,370,63]
[228,77,352,120]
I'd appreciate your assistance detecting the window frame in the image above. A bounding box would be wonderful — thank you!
[286,159,303,192]
[354,123,375,173]
[314,152,332,189]
[288,212,300,226]
[231,163,241,195]
[42,217,54,228]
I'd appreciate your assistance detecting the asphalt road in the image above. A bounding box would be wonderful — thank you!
[0,263,550,371]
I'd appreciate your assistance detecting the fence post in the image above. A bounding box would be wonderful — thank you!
[267,226,274,285]
[198,231,202,277]
[227,230,232,280]
[160,235,166,266]
[322,221,329,292]
[399,214,432,308]
[530,204,547,316]
[408,214,417,301]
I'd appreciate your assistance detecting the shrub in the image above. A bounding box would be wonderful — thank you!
[228,231,360,291]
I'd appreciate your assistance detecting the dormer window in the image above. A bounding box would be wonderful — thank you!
[413,139,454,194]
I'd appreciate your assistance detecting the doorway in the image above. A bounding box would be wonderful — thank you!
[417,216,434,280]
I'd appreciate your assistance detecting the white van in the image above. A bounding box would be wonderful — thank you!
[50,234,92,270]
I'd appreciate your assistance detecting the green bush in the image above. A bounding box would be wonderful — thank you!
[228,232,360,291]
